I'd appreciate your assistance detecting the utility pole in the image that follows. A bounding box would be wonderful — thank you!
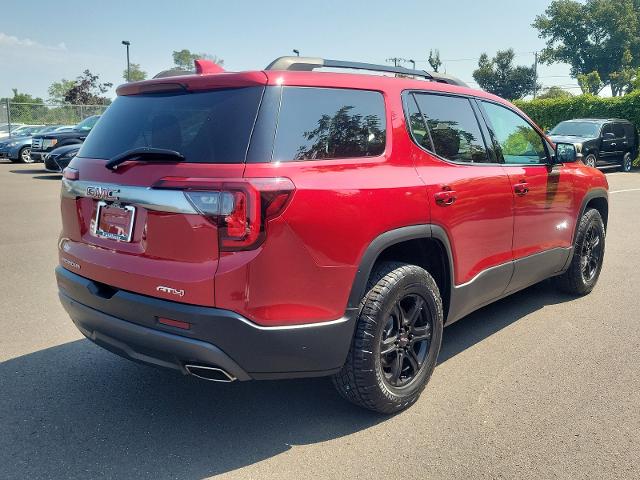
[293,49,300,57]
[533,51,539,99]
[409,59,416,70]
[122,41,131,82]
[386,57,407,67]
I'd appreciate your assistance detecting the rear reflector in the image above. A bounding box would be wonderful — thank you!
[158,317,191,330]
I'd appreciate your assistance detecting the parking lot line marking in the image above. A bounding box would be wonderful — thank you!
[610,188,640,194]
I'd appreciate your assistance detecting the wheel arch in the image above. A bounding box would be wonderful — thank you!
[347,225,454,321]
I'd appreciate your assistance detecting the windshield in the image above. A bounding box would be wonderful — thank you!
[79,87,264,163]
[550,121,601,138]
[74,116,100,131]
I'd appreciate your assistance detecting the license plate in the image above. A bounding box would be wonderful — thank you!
[93,201,135,242]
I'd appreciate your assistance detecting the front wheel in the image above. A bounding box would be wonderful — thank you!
[332,262,443,414]
[555,208,605,295]
[584,153,597,168]
[18,146,34,164]
[622,152,633,172]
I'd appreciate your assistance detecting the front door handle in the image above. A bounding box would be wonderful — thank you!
[514,182,529,196]
[435,190,457,206]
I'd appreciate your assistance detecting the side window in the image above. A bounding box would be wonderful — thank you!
[405,94,433,151]
[612,123,626,139]
[602,123,614,137]
[273,87,386,161]
[481,101,548,165]
[411,93,489,163]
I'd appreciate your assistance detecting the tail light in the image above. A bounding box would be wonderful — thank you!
[152,177,295,251]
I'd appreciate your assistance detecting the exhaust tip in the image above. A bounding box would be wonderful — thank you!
[185,364,236,383]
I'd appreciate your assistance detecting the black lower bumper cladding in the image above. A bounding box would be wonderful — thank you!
[56,267,357,380]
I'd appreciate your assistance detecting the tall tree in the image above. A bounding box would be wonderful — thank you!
[172,49,224,71]
[64,70,113,105]
[473,49,538,100]
[48,79,75,104]
[577,71,605,95]
[428,49,442,72]
[122,63,147,82]
[533,0,640,96]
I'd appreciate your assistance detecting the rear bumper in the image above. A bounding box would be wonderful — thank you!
[56,267,357,380]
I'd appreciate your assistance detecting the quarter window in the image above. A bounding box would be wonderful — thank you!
[409,93,490,163]
[273,87,386,161]
[481,101,548,165]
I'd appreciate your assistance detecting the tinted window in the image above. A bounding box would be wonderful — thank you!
[411,93,489,163]
[482,101,548,165]
[273,87,385,161]
[602,123,614,136]
[406,94,433,151]
[612,123,626,138]
[550,121,600,138]
[79,87,264,163]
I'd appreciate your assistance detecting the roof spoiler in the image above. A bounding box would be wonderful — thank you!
[153,59,225,79]
[265,56,468,87]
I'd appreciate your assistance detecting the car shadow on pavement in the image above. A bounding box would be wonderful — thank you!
[0,281,569,479]
[8,168,50,174]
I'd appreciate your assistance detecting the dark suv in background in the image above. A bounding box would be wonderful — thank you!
[30,115,100,162]
[549,118,638,172]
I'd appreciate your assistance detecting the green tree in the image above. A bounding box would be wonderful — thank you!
[2,88,44,104]
[473,49,538,100]
[48,79,75,104]
[64,70,113,105]
[172,49,224,71]
[538,86,574,99]
[428,49,442,72]
[533,0,640,96]
[122,63,147,82]
[577,71,605,95]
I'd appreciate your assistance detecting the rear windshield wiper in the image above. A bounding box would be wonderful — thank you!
[105,147,185,170]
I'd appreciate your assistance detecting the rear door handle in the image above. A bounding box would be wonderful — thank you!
[435,190,457,206]
[514,182,529,196]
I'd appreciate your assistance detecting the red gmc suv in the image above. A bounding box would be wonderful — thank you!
[56,57,608,413]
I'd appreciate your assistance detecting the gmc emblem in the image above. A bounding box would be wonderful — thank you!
[86,186,120,201]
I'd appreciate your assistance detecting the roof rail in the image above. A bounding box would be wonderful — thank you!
[265,56,468,87]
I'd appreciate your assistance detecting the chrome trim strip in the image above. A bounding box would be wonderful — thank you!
[235,313,356,331]
[61,179,198,214]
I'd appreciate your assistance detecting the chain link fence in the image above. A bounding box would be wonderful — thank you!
[1,100,109,129]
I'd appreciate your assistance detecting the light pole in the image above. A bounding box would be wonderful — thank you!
[122,40,131,82]
[293,49,300,57]
[409,59,416,70]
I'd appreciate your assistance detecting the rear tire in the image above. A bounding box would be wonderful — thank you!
[622,152,633,172]
[18,146,33,164]
[332,262,443,414]
[555,208,605,295]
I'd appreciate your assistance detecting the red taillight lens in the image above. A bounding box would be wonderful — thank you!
[152,177,294,251]
[62,167,79,180]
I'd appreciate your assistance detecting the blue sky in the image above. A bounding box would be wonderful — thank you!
[1,0,579,101]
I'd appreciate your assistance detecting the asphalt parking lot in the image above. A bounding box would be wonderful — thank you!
[0,162,639,479]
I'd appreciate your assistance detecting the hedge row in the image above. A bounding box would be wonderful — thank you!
[514,91,640,131]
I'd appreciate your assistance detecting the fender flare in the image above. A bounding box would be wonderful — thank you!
[346,224,455,311]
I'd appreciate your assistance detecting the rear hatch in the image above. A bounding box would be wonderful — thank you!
[59,74,267,307]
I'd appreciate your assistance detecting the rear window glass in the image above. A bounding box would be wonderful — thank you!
[273,87,386,161]
[78,87,264,163]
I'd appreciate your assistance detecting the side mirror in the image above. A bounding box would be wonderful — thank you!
[555,142,577,163]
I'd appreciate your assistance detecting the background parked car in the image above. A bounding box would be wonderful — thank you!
[548,118,639,172]
[44,144,81,172]
[0,123,25,140]
[0,126,73,163]
[30,116,100,162]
